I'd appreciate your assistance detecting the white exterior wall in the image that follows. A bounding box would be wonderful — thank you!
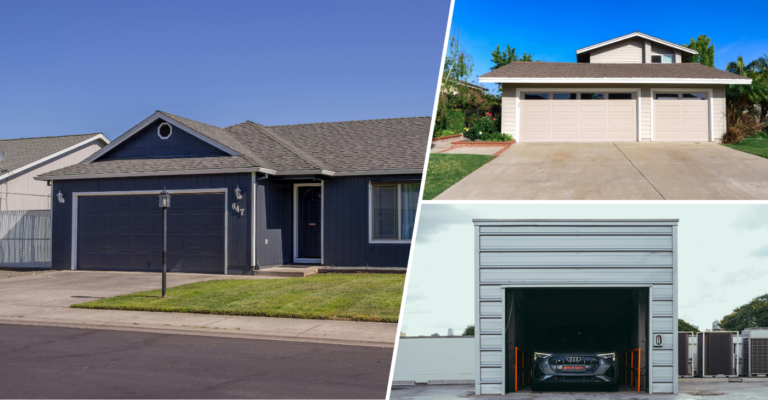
[393,337,475,383]
[473,219,679,395]
[500,84,726,142]
[0,142,104,210]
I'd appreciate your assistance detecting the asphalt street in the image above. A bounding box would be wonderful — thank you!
[0,324,392,399]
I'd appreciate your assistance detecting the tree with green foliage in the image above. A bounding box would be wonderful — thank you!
[490,45,534,90]
[678,318,700,333]
[463,324,475,336]
[722,55,768,143]
[684,35,715,67]
[720,294,768,332]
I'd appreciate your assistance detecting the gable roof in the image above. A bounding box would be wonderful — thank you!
[576,31,698,55]
[479,61,752,84]
[0,133,108,180]
[36,113,429,180]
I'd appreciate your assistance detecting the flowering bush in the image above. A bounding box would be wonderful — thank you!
[464,113,499,141]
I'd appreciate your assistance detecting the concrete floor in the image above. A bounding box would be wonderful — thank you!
[390,379,768,399]
[435,142,768,200]
[0,271,397,347]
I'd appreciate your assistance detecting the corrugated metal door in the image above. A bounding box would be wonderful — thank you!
[77,193,225,273]
[519,93,636,142]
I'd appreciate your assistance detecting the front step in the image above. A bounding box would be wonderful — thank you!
[253,266,323,278]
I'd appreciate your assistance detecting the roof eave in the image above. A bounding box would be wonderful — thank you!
[575,32,698,55]
[34,166,277,181]
[478,77,752,85]
[1,134,110,182]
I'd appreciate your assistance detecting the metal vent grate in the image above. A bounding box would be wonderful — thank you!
[751,338,768,374]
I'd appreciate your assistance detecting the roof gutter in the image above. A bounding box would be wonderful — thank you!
[478,77,752,85]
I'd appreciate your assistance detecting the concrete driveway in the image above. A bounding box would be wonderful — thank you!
[435,142,768,200]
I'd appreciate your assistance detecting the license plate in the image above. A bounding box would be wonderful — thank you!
[563,365,587,371]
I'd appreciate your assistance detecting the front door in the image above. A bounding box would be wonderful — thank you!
[296,186,321,261]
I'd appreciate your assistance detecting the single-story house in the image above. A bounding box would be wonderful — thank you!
[0,134,109,210]
[36,111,428,274]
[478,31,752,143]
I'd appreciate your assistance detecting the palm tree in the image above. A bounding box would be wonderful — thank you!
[725,56,768,127]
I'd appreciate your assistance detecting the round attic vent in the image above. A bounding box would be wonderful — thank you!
[158,122,172,139]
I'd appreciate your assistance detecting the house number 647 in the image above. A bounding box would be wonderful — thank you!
[231,203,245,216]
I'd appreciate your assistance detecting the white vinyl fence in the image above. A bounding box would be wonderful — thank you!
[0,210,51,268]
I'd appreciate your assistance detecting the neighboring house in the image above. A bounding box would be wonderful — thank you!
[0,134,109,210]
[36,111,429,274]
[442,80,489,96]
[478,31,752,143]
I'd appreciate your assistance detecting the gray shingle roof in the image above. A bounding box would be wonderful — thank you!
[0,133,104,174]
[39,156,254,177]
[266,117,431,172]
[37,113,430,179]
[480,61,751,80]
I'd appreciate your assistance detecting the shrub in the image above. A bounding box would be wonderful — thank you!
[722,107,765,144]
[433,129,458,138]
[465,113,499,140]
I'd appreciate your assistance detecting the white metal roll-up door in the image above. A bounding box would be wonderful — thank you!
[519,92,636,142]
[653,92,709,142]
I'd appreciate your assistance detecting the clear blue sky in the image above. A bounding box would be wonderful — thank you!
[0,0,450,140]
[452,0,767,92]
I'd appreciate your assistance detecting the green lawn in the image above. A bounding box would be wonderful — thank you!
[724,131,768,158]
[72,273,404,323]
[423,154,495,200]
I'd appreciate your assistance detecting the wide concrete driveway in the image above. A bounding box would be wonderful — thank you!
[435,142,768,200]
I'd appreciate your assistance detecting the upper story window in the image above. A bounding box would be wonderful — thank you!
[370,181,420,242]
[158,122,173,139]
[651,54,674,64]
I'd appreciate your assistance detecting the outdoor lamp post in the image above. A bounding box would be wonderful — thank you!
[158,187,171,298]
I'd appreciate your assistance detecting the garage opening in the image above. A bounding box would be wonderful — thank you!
[77,193,225,273]
[519,91,637,142]
[503,288,649,393]
[653,92,709,142]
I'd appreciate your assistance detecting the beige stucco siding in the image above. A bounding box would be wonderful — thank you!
[0,142,104,210]
[500,83,726,142]
[590,38,643,63]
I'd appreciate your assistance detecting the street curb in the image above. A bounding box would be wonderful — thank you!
[0,318,395,348]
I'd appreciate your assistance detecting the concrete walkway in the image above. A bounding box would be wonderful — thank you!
[435,142,768,200]
[0,271,397,347]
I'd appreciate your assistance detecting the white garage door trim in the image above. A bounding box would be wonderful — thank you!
[650,88,713,142]
[70,188,229,273]
[515,88,641,142]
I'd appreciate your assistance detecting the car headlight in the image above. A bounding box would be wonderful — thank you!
[534,352,552,360]
[597,353,615,361]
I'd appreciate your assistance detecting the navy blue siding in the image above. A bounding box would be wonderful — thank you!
[256,178,294,266]
[324,174,419,267]
[51,173,252,273]
[98,119,228,160]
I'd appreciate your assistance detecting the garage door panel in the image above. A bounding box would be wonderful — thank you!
[552,131,578,139]
[654,93,709,141]
[519,96,637,142]
[77,193,224,273]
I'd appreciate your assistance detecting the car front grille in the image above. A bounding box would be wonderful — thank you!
[547,356,600,372]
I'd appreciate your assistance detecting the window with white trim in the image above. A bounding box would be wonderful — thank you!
[371,181,420,242]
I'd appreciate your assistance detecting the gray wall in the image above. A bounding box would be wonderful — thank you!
[473,219,678,395]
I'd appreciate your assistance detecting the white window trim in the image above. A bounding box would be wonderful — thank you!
[157,122,173,140]
[368,182,416,244]
[70,188,228,273]
[293,182,323,264]
[514,88,642,142]
[649,88,714,142]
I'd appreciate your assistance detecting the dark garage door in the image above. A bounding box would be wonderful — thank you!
[77,193,225,273]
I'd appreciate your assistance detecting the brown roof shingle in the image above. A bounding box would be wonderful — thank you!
[480,61,750,81]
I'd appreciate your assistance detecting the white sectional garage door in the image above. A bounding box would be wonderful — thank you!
[653,92,709,142]
[519,92,636,142]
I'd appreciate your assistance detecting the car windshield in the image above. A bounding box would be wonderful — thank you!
[542,328,607,345]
